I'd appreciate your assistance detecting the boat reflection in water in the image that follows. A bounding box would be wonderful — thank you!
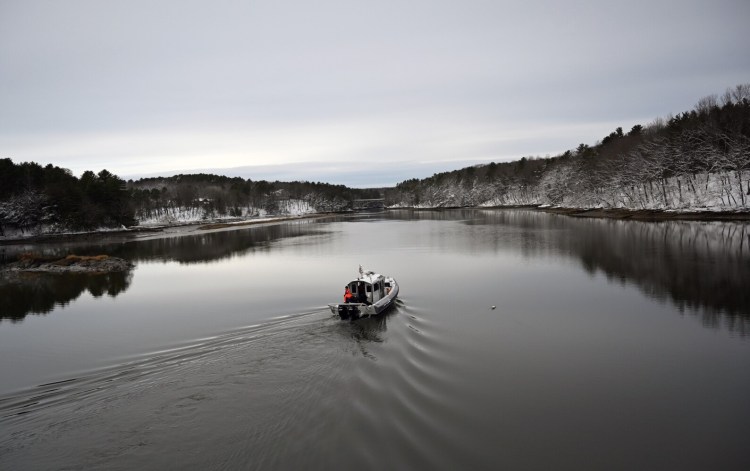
[336,302,401,360]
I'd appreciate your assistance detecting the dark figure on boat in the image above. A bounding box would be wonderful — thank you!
[357,282,369,304]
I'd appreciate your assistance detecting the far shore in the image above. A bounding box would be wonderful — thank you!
[533,206,750,221]
[395,205,750,221]
[2,205,749,248]
[0,213,335,247]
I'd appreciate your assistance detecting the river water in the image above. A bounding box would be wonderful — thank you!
[1,209,749,470]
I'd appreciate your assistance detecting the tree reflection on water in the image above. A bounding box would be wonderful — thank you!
[3,212,749,335]
[0,271,132,322]
[0,221,325,322]
[388,209,750,335]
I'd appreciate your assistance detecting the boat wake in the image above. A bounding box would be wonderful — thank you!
[0,309,326,423]
[1,299,485,470]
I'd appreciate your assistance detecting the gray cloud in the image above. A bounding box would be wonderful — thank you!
[2,0,749,186]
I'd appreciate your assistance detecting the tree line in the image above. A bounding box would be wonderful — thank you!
[0,160,135,234]
[385,83,750,210]
[3,83,748,235]
[127,175,381,222]
[0,160,381,234]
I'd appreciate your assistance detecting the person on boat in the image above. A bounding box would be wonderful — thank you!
[344,286,353,303]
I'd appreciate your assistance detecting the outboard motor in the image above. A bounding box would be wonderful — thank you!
[337,304,361,320]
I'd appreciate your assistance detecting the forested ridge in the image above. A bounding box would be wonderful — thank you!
[128,175,380,224]
[0,163,135,234]
[2,84,749,237]
[0,161,380,235]
[386,84,750,210]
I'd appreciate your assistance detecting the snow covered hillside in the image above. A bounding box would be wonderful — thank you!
[387,168,750,212]
[135,198,318,226]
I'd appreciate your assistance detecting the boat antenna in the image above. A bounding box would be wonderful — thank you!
[359,265,363,278]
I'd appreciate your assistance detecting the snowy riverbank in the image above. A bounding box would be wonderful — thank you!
[0,212,329,246]
[0,198,324,244]
[387,170,750,214]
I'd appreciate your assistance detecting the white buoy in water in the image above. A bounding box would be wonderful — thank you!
[491,306,496,310]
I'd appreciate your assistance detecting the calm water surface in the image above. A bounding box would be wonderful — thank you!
[1,209,749,470]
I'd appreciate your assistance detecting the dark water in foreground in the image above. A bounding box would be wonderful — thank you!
[1,209,749,470]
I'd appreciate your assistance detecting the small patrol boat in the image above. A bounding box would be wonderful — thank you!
[329,266,399,320]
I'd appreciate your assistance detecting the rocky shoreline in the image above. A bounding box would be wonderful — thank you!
[534,206,750,221]
[389,205,750,221]
[0,213,332,246]
[1,207,748,250]
[1,254,134,274]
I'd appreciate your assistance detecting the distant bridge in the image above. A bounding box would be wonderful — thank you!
[352,198,385,211]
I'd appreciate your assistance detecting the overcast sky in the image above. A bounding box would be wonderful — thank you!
[1,0,749,187]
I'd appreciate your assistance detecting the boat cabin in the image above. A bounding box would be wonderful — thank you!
[346,272,387,305]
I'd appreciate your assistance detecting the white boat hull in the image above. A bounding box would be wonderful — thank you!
[329,277,399,320]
